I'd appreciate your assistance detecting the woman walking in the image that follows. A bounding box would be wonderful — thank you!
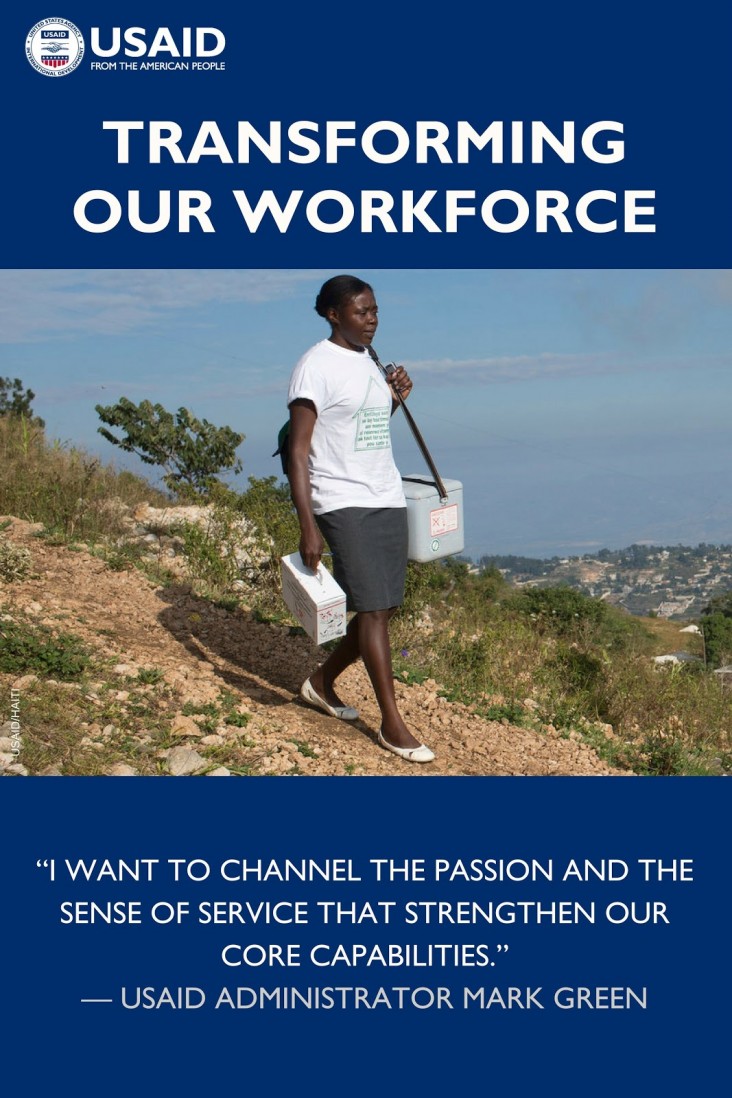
[287,274,434,763]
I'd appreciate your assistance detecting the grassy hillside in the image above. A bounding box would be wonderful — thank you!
[387,563,729,775]
[2,416,730,776]
[0,415,170,539]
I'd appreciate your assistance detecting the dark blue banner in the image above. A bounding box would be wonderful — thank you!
[1,777,728,1096]
[4,3,731,266]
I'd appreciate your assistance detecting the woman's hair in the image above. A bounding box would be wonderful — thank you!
[315,274,373,319]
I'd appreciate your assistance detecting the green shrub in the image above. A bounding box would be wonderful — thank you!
[401,561,451,622]
[179,518,239,596]
[234,476,301,615]
[700,595,732,669]
[507,584,649,654]
[137,667,164,685]
[0,618,92,679]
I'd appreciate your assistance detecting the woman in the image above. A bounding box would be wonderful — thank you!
[287,274,434,763]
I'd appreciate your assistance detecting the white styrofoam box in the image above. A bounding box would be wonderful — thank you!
[280,553,347,644]
[401,475,465,562]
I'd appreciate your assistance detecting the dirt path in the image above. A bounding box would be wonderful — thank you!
[1,517,630,777]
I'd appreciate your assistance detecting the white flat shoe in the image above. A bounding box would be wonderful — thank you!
[300,678,359,721]
[378,730,435,763]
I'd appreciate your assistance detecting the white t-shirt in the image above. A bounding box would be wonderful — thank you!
[287,338,406,514]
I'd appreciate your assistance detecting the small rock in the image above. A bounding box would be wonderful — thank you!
[205,767,232,777]
[166,746,207,776]
[171,714,203,738]
[12,674,39,690]
[106,763,139,776]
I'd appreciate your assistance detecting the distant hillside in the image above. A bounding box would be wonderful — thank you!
[479,543,732,621]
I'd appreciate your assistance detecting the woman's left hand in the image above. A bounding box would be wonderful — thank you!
[388,365,413,401]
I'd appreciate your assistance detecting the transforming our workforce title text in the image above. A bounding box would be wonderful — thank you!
[73,118,656,236]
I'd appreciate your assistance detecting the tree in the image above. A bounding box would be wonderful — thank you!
[0,377,44,426]
[95,398,244,496]
[700,592,732,669]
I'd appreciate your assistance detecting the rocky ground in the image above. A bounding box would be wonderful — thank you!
[0,517,631,778]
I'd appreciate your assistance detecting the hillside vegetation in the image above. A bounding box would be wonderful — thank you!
[1,413,730,778]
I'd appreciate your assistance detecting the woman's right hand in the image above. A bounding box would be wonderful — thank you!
[299,525,325,573]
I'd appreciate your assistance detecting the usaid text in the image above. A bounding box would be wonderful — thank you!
[88,26,225,58]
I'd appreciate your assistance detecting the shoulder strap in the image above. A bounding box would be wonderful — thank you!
[368,345,448,502]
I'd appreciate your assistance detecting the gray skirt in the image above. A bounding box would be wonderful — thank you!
[315,507,408,613]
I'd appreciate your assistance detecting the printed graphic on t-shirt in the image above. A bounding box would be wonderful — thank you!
[353,378,391,451]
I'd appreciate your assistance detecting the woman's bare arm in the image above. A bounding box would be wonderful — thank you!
[287,398,324,572]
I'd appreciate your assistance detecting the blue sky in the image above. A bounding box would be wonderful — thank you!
[1,268,730,560]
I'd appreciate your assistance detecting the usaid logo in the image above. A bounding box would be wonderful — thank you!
[25,22,225,75]
[26,17,84,76]
[89,26,225,58]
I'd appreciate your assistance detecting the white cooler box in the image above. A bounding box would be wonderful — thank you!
[280,552,347,645]
[402,475,464,562]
